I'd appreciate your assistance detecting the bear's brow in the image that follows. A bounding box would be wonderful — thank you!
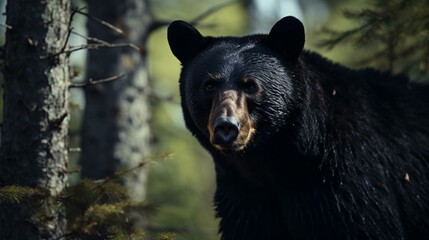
[207,72,221,80]
[212,42,256,56]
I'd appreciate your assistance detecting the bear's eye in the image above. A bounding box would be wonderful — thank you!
[242,78,259,94]
[204,80,218,92]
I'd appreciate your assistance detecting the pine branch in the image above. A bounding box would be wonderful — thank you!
[97,153,173,189]
[319,0,429,80]
[319,24,371,50]
[157,232,177,240]
[0,185,34,203]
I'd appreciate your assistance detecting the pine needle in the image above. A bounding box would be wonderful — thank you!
[0,185,35,203]
[157,232,177,240]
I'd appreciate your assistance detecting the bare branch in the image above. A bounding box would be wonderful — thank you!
[0,23,12,30]
[43,42,140,59]
[73,8,124,35]
[61,27,73,54]
[71,30,109,45]
[68,148,81,152]
[189,0,237,25]
[70,42,140,52]
[147,0,237,35]
[60,7,83,54]
[69,73,128,88]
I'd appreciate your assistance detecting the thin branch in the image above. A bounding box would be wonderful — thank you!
[73,8,124,35]
[318,22,373,50]
[147,0,237,35]
[71,30,109,45]
[69,73,128,88]
[43,42,140,59]
[189,0,237,25]
[95,153,173,189]
[61,27,73,55]
[70,42,140,52]
[60,7,82,54]
[0,23,12,30]
[71,7,150,55]
[68,147,81,152]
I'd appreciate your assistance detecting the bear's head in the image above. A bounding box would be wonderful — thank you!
[168,16,305,156]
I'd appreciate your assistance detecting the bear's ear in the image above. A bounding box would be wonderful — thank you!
[267,16,305,61]
[168,20,205,64]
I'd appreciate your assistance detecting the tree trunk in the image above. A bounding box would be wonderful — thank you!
[0,0,70,239]
[80,0,152,201]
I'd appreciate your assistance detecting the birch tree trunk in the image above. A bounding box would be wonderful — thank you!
[80,0,152,201]
[0,0,70,239]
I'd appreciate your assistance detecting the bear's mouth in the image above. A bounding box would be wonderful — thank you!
[210,127,255,153]
[213,143,246,152]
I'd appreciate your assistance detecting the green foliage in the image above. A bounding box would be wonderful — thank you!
[0,173,173,240]
[0,185,37,203]
[63,174,161,239]
[156,232,177,240]
[320,0,429,81]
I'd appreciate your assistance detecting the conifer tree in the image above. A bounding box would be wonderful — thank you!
[321,0,429,81]
[0,0,70,239]
[80,0,152,202]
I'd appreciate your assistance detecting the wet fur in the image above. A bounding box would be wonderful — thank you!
[168,18,429,240]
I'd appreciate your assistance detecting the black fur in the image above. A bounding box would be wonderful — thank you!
[168,17,429,240]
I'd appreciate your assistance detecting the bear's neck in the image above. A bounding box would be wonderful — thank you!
[212,128,324,190]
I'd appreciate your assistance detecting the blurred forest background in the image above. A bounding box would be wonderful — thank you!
[0,0,427,239]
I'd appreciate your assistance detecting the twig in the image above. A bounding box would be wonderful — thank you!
[69,42,140,52]
[73,8,124,35]
[61,26,73,54]
[69,147,81,152]
[189,0,237,25]
[96,153,173,187]
[69,73,128,88]
[59,7,84,55]
[318,22,373,50]
[71,30,109,45]
[147,0,237,35]
[65,167,81,174]
[0,23,12,30]
[43,42,140,59]
[41,7,96,59]
[71,7,145,53]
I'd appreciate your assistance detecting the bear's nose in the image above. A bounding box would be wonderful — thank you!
[213,116,240,145]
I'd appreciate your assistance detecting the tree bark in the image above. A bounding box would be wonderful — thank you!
[80,0,152,201]
[0,0,70,239]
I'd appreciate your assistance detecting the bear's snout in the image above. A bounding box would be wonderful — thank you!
[207,90,254,151]
[213,116,240,145]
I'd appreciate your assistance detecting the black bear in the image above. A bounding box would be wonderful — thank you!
[167,16,429,240]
